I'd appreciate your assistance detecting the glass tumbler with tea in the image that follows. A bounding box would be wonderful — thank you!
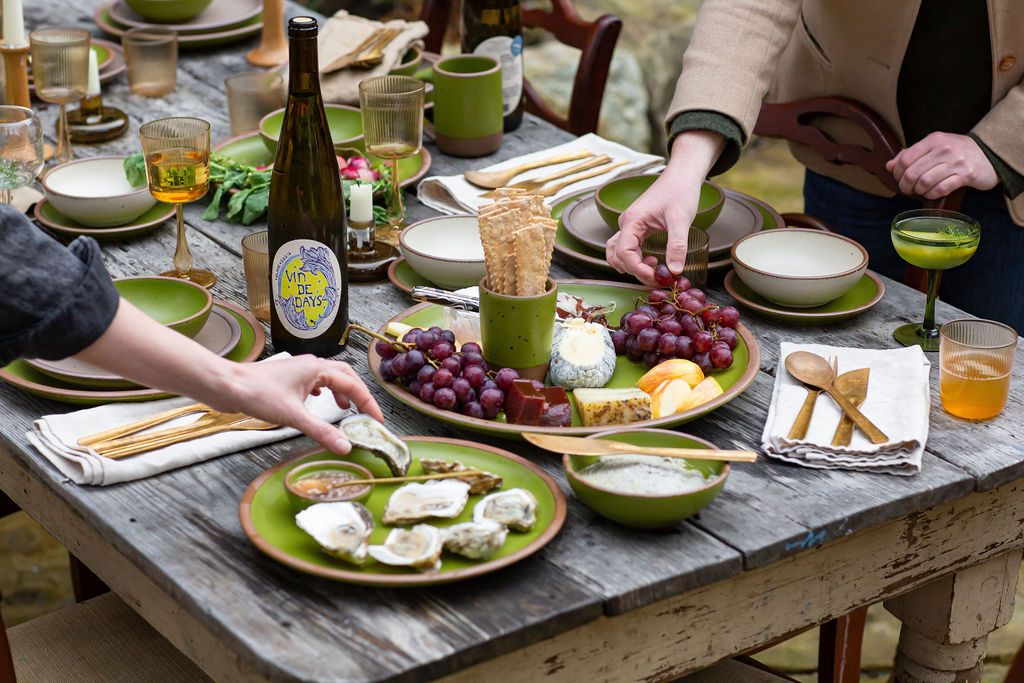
[940,318,1017,420]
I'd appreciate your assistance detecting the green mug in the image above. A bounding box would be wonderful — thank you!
[478,277,557,381]
[432,54,503,157]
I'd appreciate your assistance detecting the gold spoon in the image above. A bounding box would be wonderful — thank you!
[832,368,870,446]
[784,352,888,444]
[786,356,836,440]
[463,150,593,189]
[524,433,757,462]
[479,155,613,199]
[100,416,281,460]
[532,160,630,198]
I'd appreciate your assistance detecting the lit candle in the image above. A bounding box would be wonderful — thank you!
[349,182,373,223]
[2,0,25,47]
[85,49,100,98]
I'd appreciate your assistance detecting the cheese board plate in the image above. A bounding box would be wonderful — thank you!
[367,279,760,440]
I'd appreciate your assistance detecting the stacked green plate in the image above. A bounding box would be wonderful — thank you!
[95,0,262,48]
[33,198,174,242]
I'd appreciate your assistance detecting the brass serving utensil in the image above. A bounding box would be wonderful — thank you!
[351,28,402,69]
[784,352,888,444]
[91,411,245,453]
[832,368,870,446]
[531,160,630,198]
[99,416,282,460]
[77,403,211,448]
[323,28,384,73]
[464,150,594,189]
[328,470,485,488]
[786,356,836,440]
[524,433,758,463]
[480,155,613,199]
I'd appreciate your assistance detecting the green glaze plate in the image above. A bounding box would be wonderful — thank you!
[595,174,724,231]
[92,44,112,70]
[259,105,364,151]
[367,279,761,440]
[33,198,174,242]
[387,256,433,294]
[724,269,885,325]
[212,133,432,191]
[239,438,567,586]
[94,5,262,47]
[0,301,265,405]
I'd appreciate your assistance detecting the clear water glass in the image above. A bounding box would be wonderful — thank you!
[29,27,90,164]
[225,71,285,136]
[0,106,44,205]
[123,28,177,97]
[241,230,270,321]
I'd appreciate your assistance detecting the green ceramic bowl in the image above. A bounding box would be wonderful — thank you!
[390,46,423,77]
[284,460,374,512]
[125,0,212,22]
[562,428,729,529]
[595,174,725,233]
[259,104,363,154]
[113,276,212,339]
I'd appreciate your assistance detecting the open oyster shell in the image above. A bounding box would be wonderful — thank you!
[419,458,503,494]
[368,524,443,572]
[340,414,411,476]
[473,488,538,532]
[294,501,374,565]
[443,520,508,560]
[382,479,471,526]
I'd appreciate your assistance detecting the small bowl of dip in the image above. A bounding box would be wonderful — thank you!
[284,460,374,512]
[562,428,729,529]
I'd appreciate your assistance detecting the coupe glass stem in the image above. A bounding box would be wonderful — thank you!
[387,157,403,228]
[171,203,193,277]
[0,190,10,205]
[922,268,940,336]
[55,104,73,164]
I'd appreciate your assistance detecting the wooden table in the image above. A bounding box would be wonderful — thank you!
[5,2,1024,682]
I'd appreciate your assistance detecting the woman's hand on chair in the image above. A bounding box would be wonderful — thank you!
[887,131,998,200]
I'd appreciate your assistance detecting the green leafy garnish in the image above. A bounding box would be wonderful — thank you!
[123,153,147,188]
[940,222,974,238]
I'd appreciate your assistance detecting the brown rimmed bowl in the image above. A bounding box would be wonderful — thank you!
[398,215,485,289]
[284,460,374,512]
[40,156,156,227]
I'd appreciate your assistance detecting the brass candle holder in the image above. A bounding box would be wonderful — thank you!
[246,0,287,67]
[0,44,30,108]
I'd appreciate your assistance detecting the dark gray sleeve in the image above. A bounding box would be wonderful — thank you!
[0,205,120,365]
[667,110,745,177]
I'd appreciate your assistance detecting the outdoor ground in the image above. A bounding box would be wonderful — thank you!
[2,139,1021,681]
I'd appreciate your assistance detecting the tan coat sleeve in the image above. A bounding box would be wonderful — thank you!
[664,0,804,140]
[972,79,1024,180]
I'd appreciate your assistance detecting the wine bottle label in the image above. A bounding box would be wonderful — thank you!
[271,239,344,339]
[473,35,524,116]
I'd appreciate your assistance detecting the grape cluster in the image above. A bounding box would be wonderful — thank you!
[376,326,520,418]
[611,264,741,373]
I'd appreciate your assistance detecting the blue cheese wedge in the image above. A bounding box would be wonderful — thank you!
[572,387,653,426]
[548,319,616,389]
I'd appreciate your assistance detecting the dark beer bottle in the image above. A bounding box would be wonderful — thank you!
[268,16,349,357]
[461,0,524,132]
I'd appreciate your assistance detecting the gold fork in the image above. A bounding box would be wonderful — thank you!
[90,411,245,453]
[786,356,837,440]
[322,28,385,73]
[531,160,630,198]
[351,28,402,68]
[99,415,282,460]
[77,403,212,448]
[480,155,613,199]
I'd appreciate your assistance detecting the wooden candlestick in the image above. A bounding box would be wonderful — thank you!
[0,44,30,108]
[247,0,287,67]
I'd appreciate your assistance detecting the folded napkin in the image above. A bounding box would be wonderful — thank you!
[318,10,428,105]
[417,133,664,215]
[761,343,931,476]
[27,354,349,486]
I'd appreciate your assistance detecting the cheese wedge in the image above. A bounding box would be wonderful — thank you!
[572,388,652,426]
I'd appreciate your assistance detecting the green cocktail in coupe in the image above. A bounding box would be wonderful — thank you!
[891,209,981,351]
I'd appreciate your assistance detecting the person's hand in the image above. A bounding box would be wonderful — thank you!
[886,132,999,200]
[606,130,725,285]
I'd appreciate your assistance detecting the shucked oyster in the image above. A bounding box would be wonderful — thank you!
[419,458,503,494]
[294,502,373,565]
[368,524,443,572]
[443,520,508,560]
[382,479,471,525]
[340,414,411,476]
[474,488,538,532]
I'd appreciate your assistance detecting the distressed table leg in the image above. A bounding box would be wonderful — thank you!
[884,549,1023,683]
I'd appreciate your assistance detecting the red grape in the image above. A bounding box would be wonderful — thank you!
[391,353,410,376]
[674,275,692,291]
[427,326,444,337]
[688,288,707,304]
[433,368,454,388]
[430,341,454,360]
[418,383,436,403]
[433,387,457,410]
[494,367,520,392]
[479,388,504,418]
[463,364,486,388]
[625,335,643,361]
[710,343,733,369]
[627,312,653,334]
[692,330,714,353]
[701,307,721,326]
[657,317,683,336]
[441,356,462,374]
[380,358,395,381]
[401,329,421,343]
[674,335,694,359]
[440,329,456,344]
[693,352,712,374]
[415,332,437,350]
[637,328,660,352]
[462,351,485,367]
[642,351,660,368]
[658,333,678,355]
[648,289,669,304]
[636,304,659,319]
[611,329,628,354]
[660,302,677,318]
[654,263,674,287]
[680,314,702,337]
[461,342,482,355]
[679,296,703,314]
[716,326,739,349]
[462,401,485,419]
[481,379,499,394]
[416,365,436,385]
[405,349,426,372]
[718,306,740,328]
[408,380,422,396]
[375,341,397,359]
[451,377,473,403]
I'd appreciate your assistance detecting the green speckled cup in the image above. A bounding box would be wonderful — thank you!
[478,278,557,381]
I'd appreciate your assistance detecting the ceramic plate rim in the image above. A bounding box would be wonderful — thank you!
[34,197,175,238]
[723,269,885,322]
[109,0,261,33]
[95,4,262,43]
[238,438,568,586]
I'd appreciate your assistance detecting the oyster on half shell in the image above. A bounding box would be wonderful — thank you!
[382,479,471,526]
[368,524,444,572]
[443,520,508,560]
[294,501,374,565]
[474,488,538,532]
[340,414,411,476]
[419,458,503,494]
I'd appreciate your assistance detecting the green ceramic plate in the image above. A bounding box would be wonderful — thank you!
[94,5,262,47]
[33,198,174,242]
[387,256,433,294]
[212,133,432,191]
[367,279,761,440]
[595,174,724,232]
[0,301,265,405]
[259,105,364,152]
[724,269,885,325]
[239,438,567,586]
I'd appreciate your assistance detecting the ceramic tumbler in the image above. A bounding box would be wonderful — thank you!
[431,55,503,157]
[478,277,557,381]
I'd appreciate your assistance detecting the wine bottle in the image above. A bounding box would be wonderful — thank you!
[267,16,349,357]
[461,0,524,132]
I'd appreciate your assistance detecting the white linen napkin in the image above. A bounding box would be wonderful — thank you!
[27,354,349,486]
[761,343,931,476]
[416,133,664,215]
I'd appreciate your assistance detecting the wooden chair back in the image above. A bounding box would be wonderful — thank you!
[419,0,622,135]
[1,606,15,683]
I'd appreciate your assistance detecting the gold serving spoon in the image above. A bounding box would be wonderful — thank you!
[78,403,212,448]
[99,416,281,460]
[785,351,888,444]
[832,368,870,446]
[531,160,630,198]
[325,470,485,489]
[463,150,593,189]
[479,155,613,199]
[786,356,836,440]
[524,433,757,463]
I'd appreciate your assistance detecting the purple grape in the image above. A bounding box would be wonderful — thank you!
[481,379,499,394]
[626,312,653,334]
[430,341,454,361]
[380,358,395,381]
[495,367,520,392]
[416,365,436,385]
[427,326,444,336]
[479,388,504,418]
[463,351,485,367]
[418,383,436,403]
[658,333,678,355]
[433,387,457,410]
[679,296,703,314]
[625,336,644,361]
[433,368,454,388]
[450,377,472,402]
[391,353,410,376]
[717,326,739,350]
[711,343,733,369]
[654,263,674,287]
[701,307,721,326]
[657,317,683,336]
[441,329,456,344]
[642,351,660,368]
[688,288,707,304]
[674,275,692,291]
[619,311,634,330]
[659,302,677,318]
[674,335,695,360]
[401,329,422,343]
[463,364,486,388]
[637,328,660,352]
[441,356,462,374]
[461,342,482,355]
[636,304,659,320]
[680,314,703,337]
[462,401,485,419]
[405,349,426,372]
[692,330,714,353]
[718,306,740,328]
[611,330,628,354]
[375,340,398,359]
[408,380,422,396]
[415,331,437,350]
[648,289,669,304]
[693,352,712,374]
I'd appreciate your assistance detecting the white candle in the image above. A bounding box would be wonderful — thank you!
[2,0,25,47]
[349,182,373,223]
[85,49,100,97]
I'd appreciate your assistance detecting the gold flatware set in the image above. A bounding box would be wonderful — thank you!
[466,151,629,199]
[785,351,885,446]
[324,27,402,73]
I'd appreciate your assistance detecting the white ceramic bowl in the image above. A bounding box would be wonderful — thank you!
[399,215,486,289]
[41,156,157,227]
[730,229,868,308]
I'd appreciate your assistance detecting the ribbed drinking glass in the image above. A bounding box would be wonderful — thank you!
[29,27,90,164]
[0,106,44,205]
[940,318,1017,420]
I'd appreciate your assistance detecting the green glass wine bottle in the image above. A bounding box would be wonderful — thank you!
[267,16,349,357]
[461,0,524,132]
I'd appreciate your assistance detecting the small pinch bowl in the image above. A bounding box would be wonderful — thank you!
[562,428,729,529]
[41,156,157,227]
[125,0,213,22]
[389,46,423,76]
[113,276,213,339]
[730,228,869,308]
[399,215,486,289]
[284,460,374,512]
[595,173,724,233]
[259,104,363,153]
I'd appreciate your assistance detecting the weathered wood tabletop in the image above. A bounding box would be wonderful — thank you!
[3,2,1024,682]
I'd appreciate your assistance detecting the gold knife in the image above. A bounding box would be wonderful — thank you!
[523,433,757,463]
[831,368,870,446]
